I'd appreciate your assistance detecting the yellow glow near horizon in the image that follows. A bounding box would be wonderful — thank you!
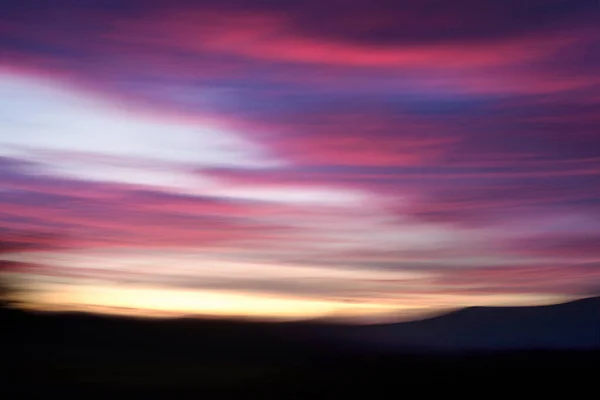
[7,268,577,323]
[23,283,406,321]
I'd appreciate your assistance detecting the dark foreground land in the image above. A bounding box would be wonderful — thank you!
[2,307,599,398]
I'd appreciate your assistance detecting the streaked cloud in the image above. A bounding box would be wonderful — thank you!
[1,0,599,320]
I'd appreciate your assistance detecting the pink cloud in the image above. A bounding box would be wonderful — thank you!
[506,234,600,259]
[431,264,600,295]
[1,0,600,311]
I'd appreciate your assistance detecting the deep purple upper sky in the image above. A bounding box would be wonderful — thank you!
[1,0,599,320]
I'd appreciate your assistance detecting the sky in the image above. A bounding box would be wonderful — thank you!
[1,0,599,321]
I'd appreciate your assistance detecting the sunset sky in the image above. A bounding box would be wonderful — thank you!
[1,0,599,321]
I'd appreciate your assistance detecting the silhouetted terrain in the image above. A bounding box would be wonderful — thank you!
[336,296,600,351]
[2,298,600,397]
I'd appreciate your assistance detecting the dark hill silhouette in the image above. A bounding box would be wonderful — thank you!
[336,296,600,351]
[3,296,599,360]
[2,298,600,395]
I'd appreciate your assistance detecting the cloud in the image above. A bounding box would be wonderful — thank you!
[0,156,306,249]
[1,0,600,314]
[506,234,600,259]
[431,263,600,296]
[401,176,600,227]
[2,1,599,103]
[3,0,600,176]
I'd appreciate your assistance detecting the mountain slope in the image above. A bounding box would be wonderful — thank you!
[338,296,600,351]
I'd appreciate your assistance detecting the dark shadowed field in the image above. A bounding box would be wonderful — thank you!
[2,305,599,398]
